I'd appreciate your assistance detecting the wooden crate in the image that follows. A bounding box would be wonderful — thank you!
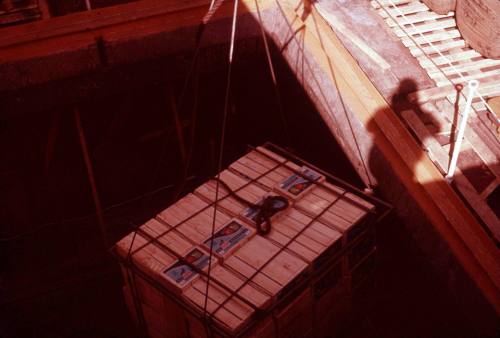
[224,235,310,302]
[229,148,375,243]
[274,289,313,338]
[263,211,344,272]
[183,276,256,336]
[122,273,188,337]
[194,169,269,218]
[162,247,217,294]
[114,145,384,338]
[157,193,232,245]
[274,166,325,201]
[139,219,194,257]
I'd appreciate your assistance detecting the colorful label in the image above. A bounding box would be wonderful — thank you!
[279,167,322,196]
[163,248,211,287]
[203,220,252,256]
[242,196,288,223]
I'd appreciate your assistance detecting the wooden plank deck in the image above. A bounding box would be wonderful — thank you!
[288,0,499,323]
[315,0,499,242]
[363,0,499,242]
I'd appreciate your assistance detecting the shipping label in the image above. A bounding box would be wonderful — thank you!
[203,219,253,257]
[163,248,212,288]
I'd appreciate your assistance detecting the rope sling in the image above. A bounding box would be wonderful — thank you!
[210,177,290,235]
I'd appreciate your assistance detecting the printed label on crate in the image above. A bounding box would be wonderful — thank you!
[162,248,211,288]
[278,167,323,198]
[203,219,252,257]
[241,195,288,225]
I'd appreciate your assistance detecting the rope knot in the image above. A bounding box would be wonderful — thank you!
[210,177,289,235]
[254,195,289,235]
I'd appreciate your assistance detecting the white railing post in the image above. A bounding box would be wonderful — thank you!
[446,80,479,181]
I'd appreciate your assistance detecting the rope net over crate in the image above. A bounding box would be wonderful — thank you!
[111,1,391,337]
[112,143,391,338]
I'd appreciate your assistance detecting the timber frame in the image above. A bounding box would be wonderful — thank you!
[0,0,498,331]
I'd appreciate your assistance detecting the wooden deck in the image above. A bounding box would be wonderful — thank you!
[368,0,499,242]
[316,0,499,243]
[301,0,499,328]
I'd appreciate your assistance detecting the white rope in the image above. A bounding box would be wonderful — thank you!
[228,0,238,62]
[203,0,239,333]
[446,80,479,180]
[255,0,292,144]
[203,0,224,24]
[379,0,499,124]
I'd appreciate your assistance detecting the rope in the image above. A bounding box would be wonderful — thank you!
[294,0,375,189]
[202,0,239,335]
[210,177,289,234]
[171,54,201,203]
[255,0,291,146]
[377,0,499,125]
[0,179,195,243]
[203,0,224,24]
[148,0,224,195]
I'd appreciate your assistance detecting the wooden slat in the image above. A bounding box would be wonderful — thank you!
[381,1,430,16]
[383,10,454,26]
[428,59,500,76]
[408,74,500,104]
[372,0,500,122]
[184,279,253,333]
[370,0,412,9]
[419,49,481,67]
[408,39,466,56]
[433,69,500,87]
[392,17,456,36]
[209,264,272,309]
[401,29,461,46]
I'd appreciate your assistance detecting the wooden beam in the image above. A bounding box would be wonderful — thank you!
[0,0,274,50]
[407,74,500,104]
[0,0,275,90]
[0,0,211,48]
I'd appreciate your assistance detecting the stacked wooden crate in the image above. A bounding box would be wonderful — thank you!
[114,145,380,338]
